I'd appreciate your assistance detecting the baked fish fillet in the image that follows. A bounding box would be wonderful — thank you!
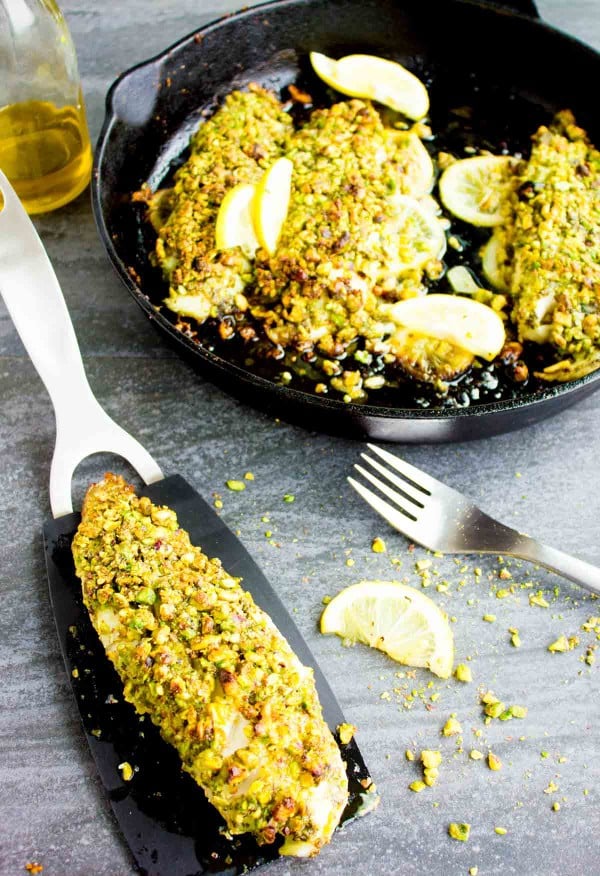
[71,473,348,857]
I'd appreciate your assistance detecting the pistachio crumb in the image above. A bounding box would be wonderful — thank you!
[244,471,254,481]
[118,761,134,782]
[371,537,386,553]
[494,826,507,835]
[337,722,356,745]
[483,613,496,623]
[552,802,561,812]
[454,664,472,683]
[488,752,502,771]
[470,749,484,760]
[409,780,427,792]
[226,480,246,492]
[283,493,295,503]
[442,717,462,737]
[448,822,470,842]
[405,749,415,761]
[421,750,442,769]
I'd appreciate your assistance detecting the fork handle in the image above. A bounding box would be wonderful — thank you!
[510,536,600,598]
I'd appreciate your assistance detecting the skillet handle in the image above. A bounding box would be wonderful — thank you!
[480,0,539,17]
[0,170,163,518]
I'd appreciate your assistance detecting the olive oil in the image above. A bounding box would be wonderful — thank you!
[0,99,92,214]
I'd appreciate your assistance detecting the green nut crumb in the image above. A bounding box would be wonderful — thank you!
[448,822,470,842]
[371,537,386,553]
[283,493,295,503]
[470,749,484,760]
[409,780,427,792]
[244,472,254,481]
[118,761,134,782]
[337,722,356,745]
[416,559,432,572]
[552,802,561,812]
[510,630,522,647]
[510,705,528,719]
[544,781,559,794]
[405,749,415,761]
[485,701,506,719]
[481,690,500,705]
[421,750,442,769]
[483,614,496,623]
[494,827,507,835]
[346,558,355,567]
[442,717,462,736]
[214,499,223,509]
[529,592,550,608]
[548,635,570,652]
[226,480,246,492]
[454,664,472,683]
[488,752,502,771]
[469,868,479,876]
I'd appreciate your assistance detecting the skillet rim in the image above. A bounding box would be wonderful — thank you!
[91,0,600,432]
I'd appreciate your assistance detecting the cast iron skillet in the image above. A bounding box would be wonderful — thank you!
[92,0,600,442]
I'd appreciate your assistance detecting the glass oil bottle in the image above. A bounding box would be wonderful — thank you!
[0,0,92,213]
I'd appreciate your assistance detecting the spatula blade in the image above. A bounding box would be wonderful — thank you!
[44,474,375,876]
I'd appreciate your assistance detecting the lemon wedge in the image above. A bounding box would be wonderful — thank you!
[309,51,429,120]
[438,155,517,226]
[388,293,505,360]
[215,182,260,256]
[320,580,454,679]
[251,157,293,255]
[390,194,446,271]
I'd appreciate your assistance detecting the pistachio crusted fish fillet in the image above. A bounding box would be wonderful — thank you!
[152,85,292,324]
[71,474,348,857]
[489,111,600,381]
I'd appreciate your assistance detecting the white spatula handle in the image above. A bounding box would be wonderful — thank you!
[0,170,163,518]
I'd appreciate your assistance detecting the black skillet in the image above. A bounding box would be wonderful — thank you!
[92,0,600,442]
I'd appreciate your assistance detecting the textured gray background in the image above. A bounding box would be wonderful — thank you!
[1,1,600,874]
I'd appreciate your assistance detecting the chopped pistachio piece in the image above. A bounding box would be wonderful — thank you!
[118,761,134,782]
[483,613,496,623]
[226,480,246,491]
[409,780,427,792]
[421,750,442,769]
[510,705,528,719]
[488,752,502,771]
[494,826,507,835]
[405,749,415,761]
[371,536,386,553]
[448,822,471,842]
[454,663,472,683]
[529,592,550,608]
[337,722,356,745]
[442,717,462,736]
[470,749,484,760]
[485,701,506,719]
[283,493,295,503]
[548,635,570,652]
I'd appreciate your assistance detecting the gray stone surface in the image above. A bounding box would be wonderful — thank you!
[1,1,599,874]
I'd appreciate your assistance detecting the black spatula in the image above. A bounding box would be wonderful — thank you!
[0,170,376,875]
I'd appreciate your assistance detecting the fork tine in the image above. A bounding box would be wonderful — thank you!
[360,453,425,508]
[354,465,417,520]
[347,477,426,547]
[366,444,441,495]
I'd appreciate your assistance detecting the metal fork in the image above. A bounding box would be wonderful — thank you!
[349,444,600,598]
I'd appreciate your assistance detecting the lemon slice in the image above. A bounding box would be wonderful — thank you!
[390,194,446,271]
[438,155,517,226]
[251,157,293,255]
[481,233,510,291]
[320,580,454,679]
[215,182,260,256]
[310,51,429,120]
[388,293,505,360]
[386,130,435,196]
